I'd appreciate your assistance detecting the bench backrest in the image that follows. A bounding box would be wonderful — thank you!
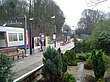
[0,47,18,54]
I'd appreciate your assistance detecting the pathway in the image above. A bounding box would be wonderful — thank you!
[76,62,84,82]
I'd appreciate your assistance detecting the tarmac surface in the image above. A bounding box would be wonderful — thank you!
[12,42,74,80]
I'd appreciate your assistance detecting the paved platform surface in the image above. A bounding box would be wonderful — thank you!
[12,42,74,80]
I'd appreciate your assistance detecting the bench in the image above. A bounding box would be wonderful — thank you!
[0,47,24,61]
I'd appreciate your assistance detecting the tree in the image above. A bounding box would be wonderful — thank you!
[33,0,65,36]
[0,53,14,82]
[77,9,105,35]
[0,0,65,37]
[86,0,108,7]
[91,50,106,81]
[42,47,64,82]
[0,0,28,25]
[90,20,110,55]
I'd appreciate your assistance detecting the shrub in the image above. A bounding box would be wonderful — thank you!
[0,53,14,82]
[62,72,76,82]
[57,48,67,73]
[90,20,110,55]
[84,52,110,70]
[42,47,64,82]
[42,47,77,82]
[76,52,91,62]
[74,40,91,53]
[77,55,86,61]
[103,55,110,69]
[97,32,110,55]
[63,50,77,66]
[91,50,106,81]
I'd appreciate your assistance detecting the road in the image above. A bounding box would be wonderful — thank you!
[12,42,74,80]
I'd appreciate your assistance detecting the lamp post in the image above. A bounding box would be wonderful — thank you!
[51,16,56,47]
[24,15,27,56]
[29,18,34,55]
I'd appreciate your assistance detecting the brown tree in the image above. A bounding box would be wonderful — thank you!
[77,9,105,35]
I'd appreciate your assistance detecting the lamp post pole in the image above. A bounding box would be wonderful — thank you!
[51,16,56,48]
[29,18,34,55]
[54,25,56,47]
[24,15,27,56]
[53,33,56,47]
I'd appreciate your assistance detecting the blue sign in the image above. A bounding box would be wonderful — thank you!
[40,37,45,40]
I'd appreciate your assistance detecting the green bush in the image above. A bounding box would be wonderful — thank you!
[76,52,91,62]
[0,53,14,82]
[57,48,67,73]
[74,40,91,53]
[77,55,86,61]
[103,55,110,69]
[62,72,76,82]
[90,20,110,55]
[42,47,77,82]
[91,50,106,81]
[42,47,65,82]
[84,52,110,70]
[63,50,77,66]
[97,32,110,55]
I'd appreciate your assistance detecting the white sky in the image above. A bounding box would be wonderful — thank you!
[53,0,110,30]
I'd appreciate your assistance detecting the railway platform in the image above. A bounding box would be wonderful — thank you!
[12,42,74,81]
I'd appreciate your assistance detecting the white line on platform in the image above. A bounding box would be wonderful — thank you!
[13,64,43,82]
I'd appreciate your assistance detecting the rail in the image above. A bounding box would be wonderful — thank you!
[13,64,43,82]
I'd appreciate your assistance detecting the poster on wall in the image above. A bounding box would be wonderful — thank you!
[34,37,40,48]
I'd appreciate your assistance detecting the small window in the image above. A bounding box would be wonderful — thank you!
[0,32,5,39]
[13,33,18,41]
[8,33,18,41]
[19,33,23,41]
[8,33,12,41]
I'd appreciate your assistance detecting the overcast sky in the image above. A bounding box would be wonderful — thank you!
[53,0,110,30]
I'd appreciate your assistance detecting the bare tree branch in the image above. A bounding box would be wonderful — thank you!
[86,0,108,7]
